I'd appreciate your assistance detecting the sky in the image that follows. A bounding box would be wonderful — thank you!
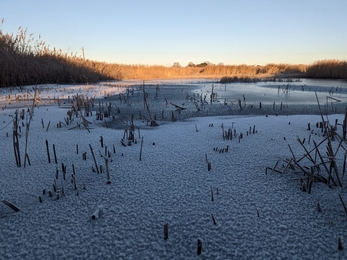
[1,0,347,66]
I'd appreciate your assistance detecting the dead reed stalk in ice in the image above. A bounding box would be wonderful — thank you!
[12,111,21,167]
[139,136,144,161]
[105,158,111,184]
[53,144,57,164]
[211,214,217,225]
[164,223,168,240]
[89,144,99,174]
[197,239,202,255]
[45,140,51,164]
[23,108,34,167]
[2,200,20,212]
[338,237,344,250]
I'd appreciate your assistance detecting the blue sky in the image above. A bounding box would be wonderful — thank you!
[1,0,346,66]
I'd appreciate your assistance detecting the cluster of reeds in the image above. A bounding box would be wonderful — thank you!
[0,20,119,88]
[39,133,119,203]
[267,93,347,220]
[306,60,347,79]
[205,63,307,77]
[2,20,346,88]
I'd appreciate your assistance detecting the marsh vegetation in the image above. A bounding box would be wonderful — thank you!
[1,20,346,88]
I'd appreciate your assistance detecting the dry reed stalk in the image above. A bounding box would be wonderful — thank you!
[91,209,100,220]
[338,237,344,250]
[281,159,293,174]
[139,136,144,161]
[297,137,315,164]
[46,121,51,131]
[100,136,103,147]
[89,144,99,174]
[297,137,328,163]
[45,140,50,164]
[317,202,322,212]
[164,224,168,240]
[53,144,57,164]
[343,152,347,179]
[339,194,347,216]
[12,111,21,167]
[105,158,111,184]
[2,200,20,212]
[197,239,202,255]
[343,109,347,141]
[72,163,76,175]
[221,123,225,140]
[211,214,217,225]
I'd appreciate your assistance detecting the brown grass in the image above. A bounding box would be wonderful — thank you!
[0,21,346,87]
[306,60,347,79]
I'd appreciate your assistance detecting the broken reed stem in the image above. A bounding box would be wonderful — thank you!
[24,153,31,166]
[100,136,103,148]
[2,199,20,212]
[139,136,144,161]
[339,194,347,216]
[24,110,31,168]
[53,144,57,164]
[316,91,342,187]
[338,237,344,250]
[313,140,335,186]
[89,144,99,174]
[46,121,51,132]
[211,214,217,225]
[46,139,51,163]
[13,111,21,167]
[287,144,296,162]
[72,163,76,175]
[197,239,202,255]
[222,123,224,140]
[105,158,111,184]
[343,152,347,179]
[297,136,315,164]
[297,137,328,163]
[164,223,168,240]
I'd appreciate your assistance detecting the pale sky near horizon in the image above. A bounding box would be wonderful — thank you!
[1,0,346,66]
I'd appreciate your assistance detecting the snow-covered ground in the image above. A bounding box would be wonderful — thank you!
[0,83,347,259]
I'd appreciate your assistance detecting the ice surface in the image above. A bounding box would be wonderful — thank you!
[0,81,347,259]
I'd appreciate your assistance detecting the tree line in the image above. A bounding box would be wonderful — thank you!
[0,22,346,88]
